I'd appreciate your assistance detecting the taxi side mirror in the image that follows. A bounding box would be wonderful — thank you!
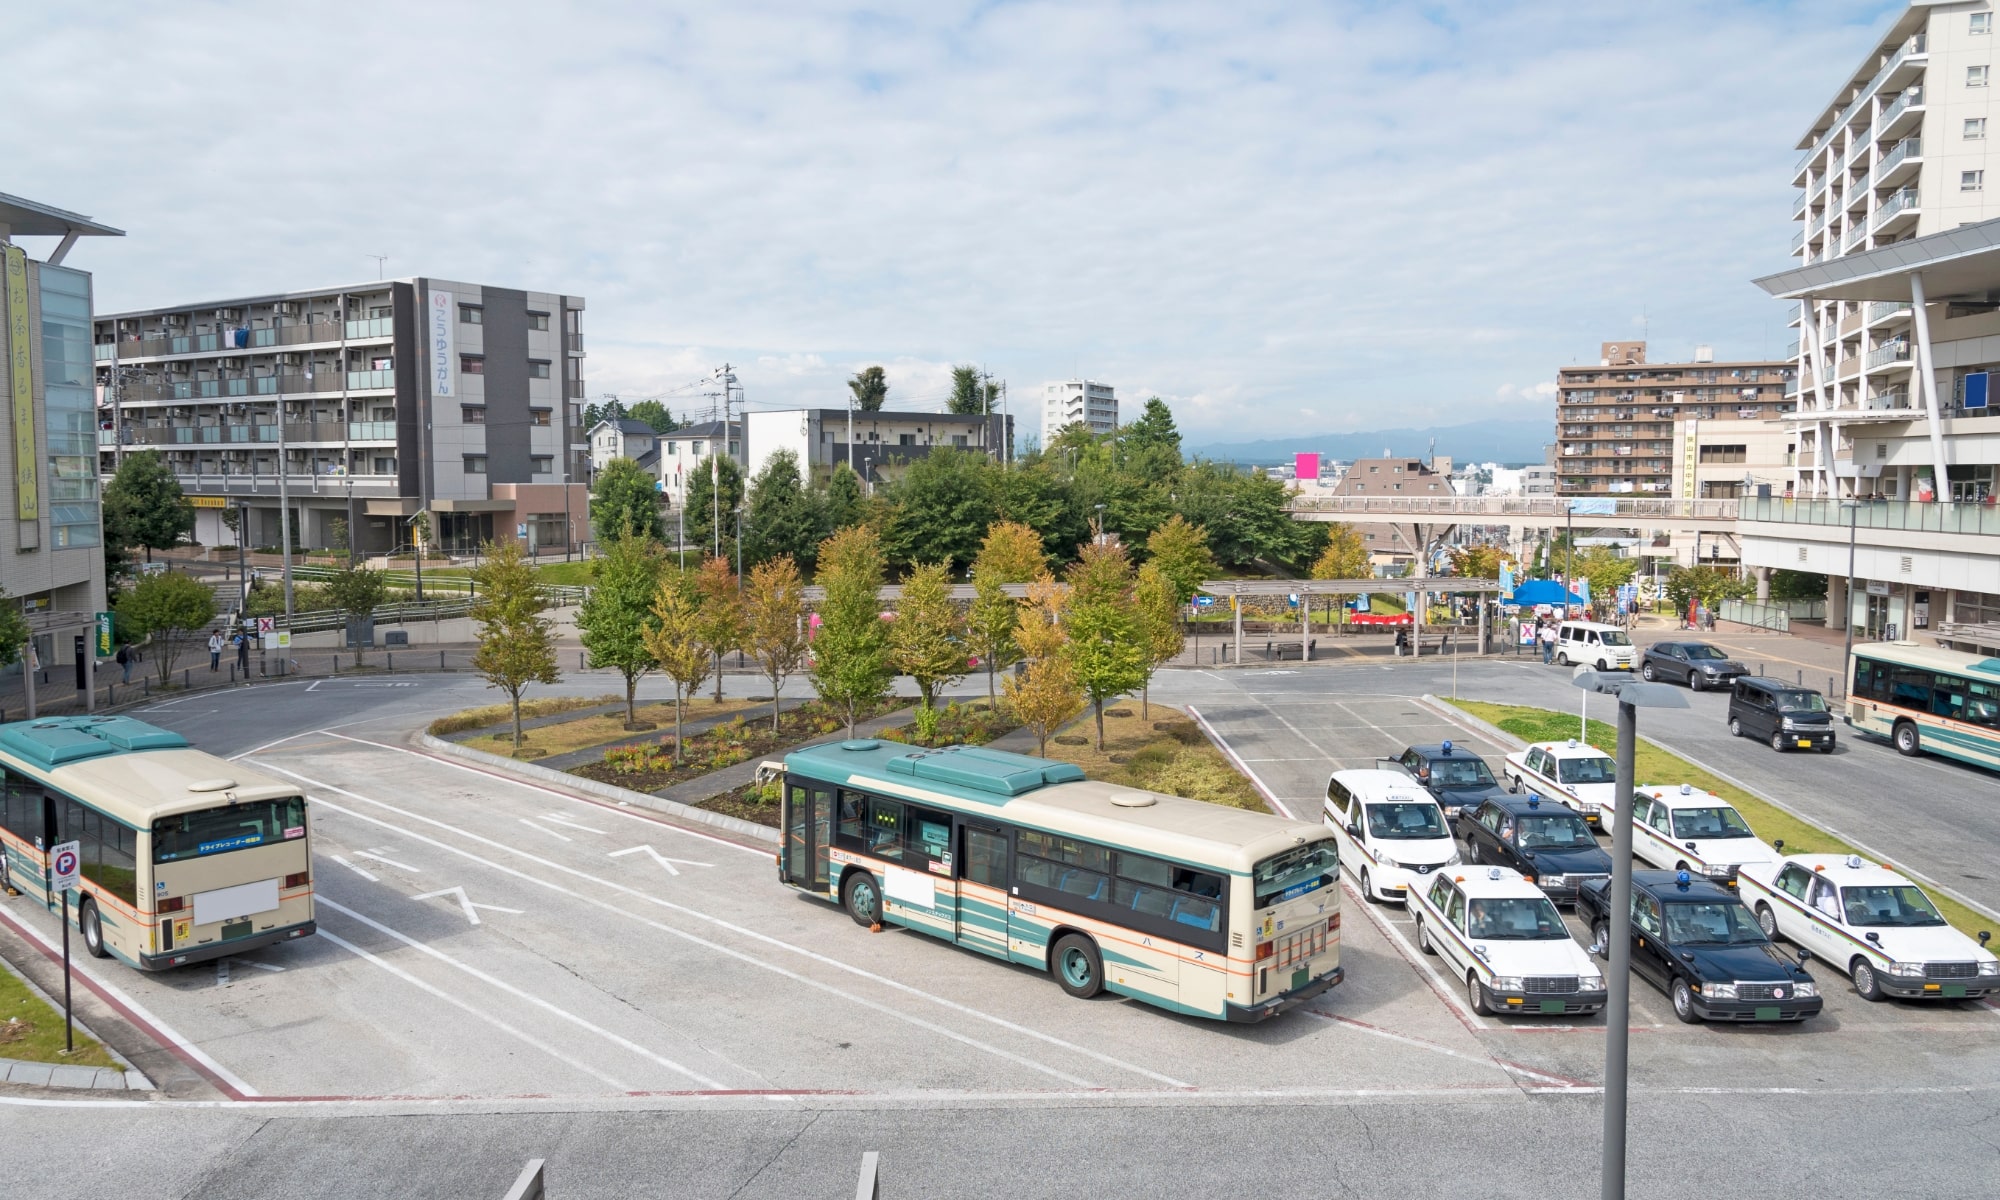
[1980,931,1992,947]
[1684,841,1698,852]
[1345,822,1361,839]
[1773,839,1784,854]
[1797,948,1812,968]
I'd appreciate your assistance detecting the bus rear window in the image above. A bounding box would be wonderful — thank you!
[1253,841,1338,908]
[153,797,308,864]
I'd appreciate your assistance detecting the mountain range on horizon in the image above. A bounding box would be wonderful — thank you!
[1186,418,1553,467]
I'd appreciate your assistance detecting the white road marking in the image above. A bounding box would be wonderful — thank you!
[316,927,638,1092]
[412,886,525,926]
[238,959,286,973]
[228,731,314,761]
[331,855,380,882]
[215,959,229,986]
[353,849,420,872]
[1185,704,1295,820]
[609,845,713,877]
[540,813,607,834]
[517,818,573,842]
[253,761,1172,1088]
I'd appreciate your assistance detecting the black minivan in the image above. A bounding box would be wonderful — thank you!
[1727,677,1835,753]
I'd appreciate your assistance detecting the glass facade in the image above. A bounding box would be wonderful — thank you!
[39,264,97,548]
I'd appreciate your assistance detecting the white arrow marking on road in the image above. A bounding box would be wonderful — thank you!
[517,817,572,842]
[238,959,286,973]
[332,855,379,882]
[215,958,229,986]
[539,812,606,834]
[354,848,420,872]
[412,886,524,927]
[609,845,713,877]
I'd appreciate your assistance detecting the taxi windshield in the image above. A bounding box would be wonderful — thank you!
[1366,802,1447,840]
[1429,759,1497,788]
[1841,885,1947,927]
[1466,896,1567,940]
[1668,806,1755,840]
[1558,756,1615,786]
[1514,813,1595,849]
[1663,900,1766,945]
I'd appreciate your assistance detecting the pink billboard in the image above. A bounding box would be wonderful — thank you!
[1295,452,1320,481]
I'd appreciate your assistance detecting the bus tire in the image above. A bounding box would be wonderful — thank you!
[1893,721,1921,757]
[1052,933,1104,1000]
[841,870,881,928]
[79,898,110,959]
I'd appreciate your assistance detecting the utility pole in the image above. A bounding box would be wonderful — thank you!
[277,395,295,622]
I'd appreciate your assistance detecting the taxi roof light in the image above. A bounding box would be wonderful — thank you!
[1487,867,1502,880]
[1846,854,1865,869]
[1441,740,1453,754]
[1675,869,1693,891]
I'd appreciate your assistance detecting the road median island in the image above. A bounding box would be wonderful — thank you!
[1038,704,1270,813]
[1431,695,2000,938]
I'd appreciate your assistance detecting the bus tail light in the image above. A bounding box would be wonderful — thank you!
[284,872,311,889]
[1327,915,1339,934]
[1255,941,1274,961]
[157,896,185,913]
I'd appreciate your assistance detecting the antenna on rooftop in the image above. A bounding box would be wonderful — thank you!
[365,254,387,280]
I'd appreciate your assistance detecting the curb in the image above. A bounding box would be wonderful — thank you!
[414,733,782,845]
[0,1054,152,1091]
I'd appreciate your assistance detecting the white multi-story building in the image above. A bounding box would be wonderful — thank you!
[1041,379,1116,444]
[1749,1,2000,652]
[743,408,1011,490]
[654,420,739,507]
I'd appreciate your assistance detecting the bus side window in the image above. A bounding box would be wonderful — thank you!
[835,789,868,848]
[1931,674,1968,721]
[865,796,905,861]
[0,770,41,845]
[1889,666,1933,711]
[905,807,951,864]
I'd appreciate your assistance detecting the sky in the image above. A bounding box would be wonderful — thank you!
[8,0,1905,444]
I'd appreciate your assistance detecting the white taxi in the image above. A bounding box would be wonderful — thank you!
[1409,866,1607,1017]
[1502,739,1616,828]
[1622,784,1777,886]
[1325,769,1460,905]
[1740,853,2000,1001]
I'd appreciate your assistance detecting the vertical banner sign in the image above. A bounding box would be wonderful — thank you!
[95,611,113,658]
[1680,424,1699,517]
[429,289,455,399]
[5,246,39,525]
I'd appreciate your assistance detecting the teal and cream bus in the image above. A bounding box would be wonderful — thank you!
[777,740,1343,1022]
[0,715,316,970]
[1849,642,2000,771]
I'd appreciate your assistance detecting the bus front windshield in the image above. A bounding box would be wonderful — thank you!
[153,797,308,864]
[1254,841,1338,908]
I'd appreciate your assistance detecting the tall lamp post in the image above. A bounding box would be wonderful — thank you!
[1840,501,1859,697]
[1572,667,1688,1200]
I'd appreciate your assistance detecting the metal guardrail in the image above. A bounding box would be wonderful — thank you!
[1283,495,1741,520]
[279,598,474,634]
[284,564,589,606]
[1741,496,2000,536]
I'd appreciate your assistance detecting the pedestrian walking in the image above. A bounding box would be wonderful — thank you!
[115,643,131,683]
[234,632,251,675]
[1538,622,1557,664]
[208,630,224,671]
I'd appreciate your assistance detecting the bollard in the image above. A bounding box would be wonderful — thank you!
[388,652,393,673]
[183,668,189,689]
[580,651,586,670]
[440,650,446,670]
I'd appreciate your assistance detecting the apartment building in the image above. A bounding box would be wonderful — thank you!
[744,408,1012,488]
[1041,380,1116,445]
[1555,342,1795,498]
[95,278,588,556]
[1325,455,1453,568]
[1749,1,2000,653]
[655,420,740,507]
[1,193,119,689]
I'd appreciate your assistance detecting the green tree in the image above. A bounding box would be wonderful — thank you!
[116,571,216,686]
[947,365,1000,415]
[1769,569,1827,602]
[976,519,1048,583]
[328,517,350,555]
[577,530,666,728]
[1665,565,1751,616]
[743,555,810,732]
[1574,546,1638,612]
[1133,562,1182,719]
[1143,514,1218,605]
[1310,523,1372,581]
[824,461,867,531]
[1176,460,1321,571]
[892,561,967,711]
[627,399,678,434]
[0,588,31,670]
[590,456,664,542]
[102,450,193,563]
[324,565,388,664]
[964,520,1045,703]
[1120,397,1184,478]
[991,460,1085,562]
[744,449,825,570]
[848,366,889,412]
[641,569,710,758]
[583,397,627,430]
[809,524,895,737]
[1004,575,1084,757]
[471,540,561,750]
[693,555,745,702]
[684,454,745,561]
[1446,542,1508,580]
[884,446,996,570]
[1063,542,1147,750]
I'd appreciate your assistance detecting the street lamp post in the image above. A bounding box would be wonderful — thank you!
[1841,501,1859,697]
[1572,668,1688,1200]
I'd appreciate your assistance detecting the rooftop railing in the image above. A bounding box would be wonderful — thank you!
[1742,495,2000,535]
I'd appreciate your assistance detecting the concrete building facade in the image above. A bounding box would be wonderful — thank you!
[745,408,1012,489]
[1040,379,1116,445]
[1325,455,1453,568]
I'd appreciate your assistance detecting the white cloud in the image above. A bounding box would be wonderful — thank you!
[6,0,1898,442]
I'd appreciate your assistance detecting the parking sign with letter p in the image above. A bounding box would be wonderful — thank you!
[51,840,81,892]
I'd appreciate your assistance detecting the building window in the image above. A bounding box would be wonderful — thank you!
[1970,65,1990,87]
[528,360,551,379]
[1698,444,1748,464]
[1976,11,1993,33]
[664,441,677,455]
[369,306,391,319]
[1969,117,1988,140]
[373,456,396,474]
[528,312,550,331]
[898,433,916,446]
[1965,170,1986,192]
[691,441,704,456]
[460,354,485,374]
[531,455,553,474]
[529,408,551,427]
[463,455,487,474]
[459,305,483,324]
[461,406,486,424]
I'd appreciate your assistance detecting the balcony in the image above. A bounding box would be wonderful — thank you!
[1874,136,1922,187]
[104,320,353,360]
[346,368,394,390]
[566,333,585,353]
[1864,339,1911,369]
[1866,300,1911,325]
[1844,224,1870,252]
[348,421,397,441]
[345,317,394,340]
[1793,190,1811,219]
[1879,85,1925,139]
[114,368,393,402]
[1864,390,1909,410]
[1874,186,1919,233]
[1792,228,1807,254]
[1743,494,2000,537]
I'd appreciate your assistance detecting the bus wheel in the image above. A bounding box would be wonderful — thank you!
[1052,933,1103,999]
[841,871,881,928]
[1893,722,1921,757]
[79,898,110,959]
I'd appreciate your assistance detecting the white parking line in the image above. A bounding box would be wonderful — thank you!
[1185,705,1296,820]
[330,855,379,882]
[517,818,573,842]
[253,761,1176,1088]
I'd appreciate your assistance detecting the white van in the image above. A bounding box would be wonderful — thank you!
[1325,769,1461,904]
[1554,620,1634,671]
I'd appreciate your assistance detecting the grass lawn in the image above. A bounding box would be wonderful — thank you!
[1446,698,1999,936]
[427,694,620,737]
[464,696,767,759]
[1039,704,1269,813]
[0,964,118,1069]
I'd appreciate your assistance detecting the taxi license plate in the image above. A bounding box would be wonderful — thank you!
[1754,1006,1781,1020]
[1539,1000,1566,1014]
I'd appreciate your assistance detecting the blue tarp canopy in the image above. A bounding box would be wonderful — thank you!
[1504,580,1586,607]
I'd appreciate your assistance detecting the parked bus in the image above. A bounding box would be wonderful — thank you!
[1848,642,2000,771]
[0,715,315,970]
[777,740,1342,1022]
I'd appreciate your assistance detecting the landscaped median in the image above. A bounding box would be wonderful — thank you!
[1439,697,1999,938]
[0,958,118,1073]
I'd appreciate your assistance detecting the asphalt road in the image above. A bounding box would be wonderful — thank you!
[0,663,1994,1198]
